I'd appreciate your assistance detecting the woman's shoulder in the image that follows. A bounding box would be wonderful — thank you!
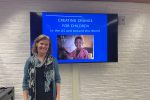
[47,55,58,63]
[25,56,35,64]
[46,56,59,68]
[25,56,32,62]
[24,56,34,69]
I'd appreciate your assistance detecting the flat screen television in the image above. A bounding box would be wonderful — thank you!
[30,12,118,63]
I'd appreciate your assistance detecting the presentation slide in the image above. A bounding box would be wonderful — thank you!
[30,12,118,63]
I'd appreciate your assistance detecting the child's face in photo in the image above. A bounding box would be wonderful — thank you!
[75,39,83,49]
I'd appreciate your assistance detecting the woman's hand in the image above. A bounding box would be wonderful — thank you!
[23,90,28,100]
[56,97,60,100]
[56,83,61,100]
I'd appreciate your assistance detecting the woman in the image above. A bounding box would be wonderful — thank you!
[68,36,89,59]
[22,35,61,100]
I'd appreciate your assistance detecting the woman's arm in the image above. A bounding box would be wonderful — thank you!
[23,90,29,100]
[54,58,61,100]
[22,57,31,100]
[56,83,61,100]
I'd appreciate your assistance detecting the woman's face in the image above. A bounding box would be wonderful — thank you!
[37,39,49,55]
[75,39,83,49]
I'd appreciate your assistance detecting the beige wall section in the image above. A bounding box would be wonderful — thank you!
[0,0,150,100]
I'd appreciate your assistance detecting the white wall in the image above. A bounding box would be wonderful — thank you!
[0,0,150,100]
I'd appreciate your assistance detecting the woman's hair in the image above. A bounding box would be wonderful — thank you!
[74,36,83,43]
[32,34,51,55]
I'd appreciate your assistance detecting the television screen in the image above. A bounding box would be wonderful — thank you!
[30,12,118,63]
